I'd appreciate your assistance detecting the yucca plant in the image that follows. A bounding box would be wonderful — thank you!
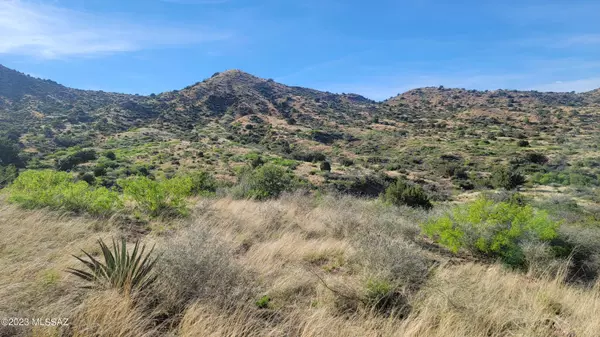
[67,237,159,293]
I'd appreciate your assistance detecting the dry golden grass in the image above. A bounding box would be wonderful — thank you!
[1,194,600,336]
[69,291,159,337]
[0,203,112,316]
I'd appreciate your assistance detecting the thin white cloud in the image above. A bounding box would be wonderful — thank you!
[530,78,600,93]
[0,0,232,59]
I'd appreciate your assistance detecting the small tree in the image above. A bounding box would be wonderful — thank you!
[320,161,331,172]
[241,165,295,200]
[381,179,432,210]
[0,138,23,167]
[491,166,526,190]
[0,165,18,188]
[104,151,117,161]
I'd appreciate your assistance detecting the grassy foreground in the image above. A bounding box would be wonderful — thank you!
[0,193,599,337]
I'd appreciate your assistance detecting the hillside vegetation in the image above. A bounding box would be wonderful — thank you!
[1,65,600,336]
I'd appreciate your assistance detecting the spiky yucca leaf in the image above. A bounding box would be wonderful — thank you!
[67,237,159,293]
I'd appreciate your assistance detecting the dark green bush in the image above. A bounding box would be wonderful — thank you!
[188,171,217,195]
[0,165,18,188]
[491,166,526,190]
[104,151,117,160]
[56,149,97,171]
[340,158,354,167]
[327,173,393,197]
[291,151,326,163]
[79,172,96,185]
[320,161,331,172]
[0,137,23,167]
[524,152,549,164]
[249,156,264,168]
[93,166,107,177]
[517,140,530,147]
[381,179,432,209]
[233,164,296,200]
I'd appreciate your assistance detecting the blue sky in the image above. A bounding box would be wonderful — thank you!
[1,0,600,100]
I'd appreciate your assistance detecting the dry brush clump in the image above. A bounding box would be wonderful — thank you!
[150,225,258,317]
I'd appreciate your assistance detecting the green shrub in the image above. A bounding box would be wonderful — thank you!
[255,295,271,309]
[340,158,354,167]
[491,166,526,190]
[119,176,189,217]
[531,171,598,187]
[56,149,97,171]
[524,152,549,164]
[0,137,23,167]
[381,179,432,210]
[188,171,217,195]
[93,166,107,177]
[0,165,18,188]
[8,170,121,216]
[79,172,96,185]
[249,155,265,168]
[422,197,559,267]
[327,173,393,198]
[234,164,296,200]
[531,171,569,186]
[291,151,326,163]
[104,151,117,160]
[320,161,331,172]
[67,237,159,293]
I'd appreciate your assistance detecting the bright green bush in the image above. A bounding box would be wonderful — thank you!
[8,170,214,218]
[8,170,121,216]
[422,197,559,266]
[381,179,432,209]
[531,171,599,187]
[119,176,189,217]
[531,171,570,186]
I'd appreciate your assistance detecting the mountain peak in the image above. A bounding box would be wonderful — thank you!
[208,69,264,83]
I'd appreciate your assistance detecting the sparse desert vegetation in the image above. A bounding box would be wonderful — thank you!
[2,64,600,336]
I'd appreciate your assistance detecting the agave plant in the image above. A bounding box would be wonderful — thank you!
[67,237,159,293]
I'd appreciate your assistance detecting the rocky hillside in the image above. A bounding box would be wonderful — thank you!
[151,69,377,130]
[2,64,600,199]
